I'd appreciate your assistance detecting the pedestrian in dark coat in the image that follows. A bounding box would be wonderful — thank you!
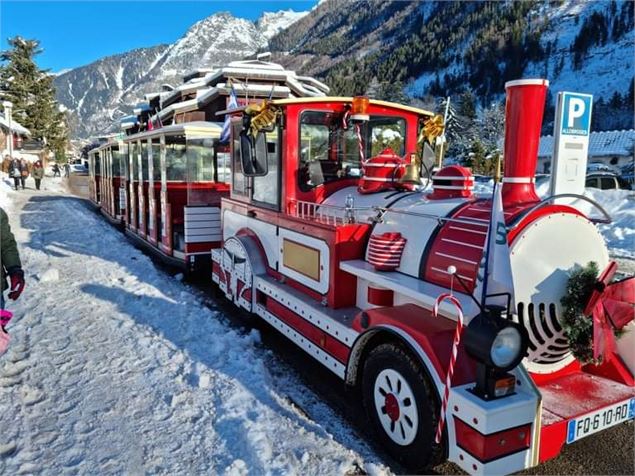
[19,159,29,190]
[9,157,21,190]
[1,207,25,306]
[32,160,45,190]
[52,163,61,177]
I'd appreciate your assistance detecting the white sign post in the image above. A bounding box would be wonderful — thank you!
[549,92,593,203]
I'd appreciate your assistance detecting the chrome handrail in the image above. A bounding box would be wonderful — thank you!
[507,193,612,229]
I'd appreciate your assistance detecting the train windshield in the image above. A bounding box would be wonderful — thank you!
[298,111,406,191]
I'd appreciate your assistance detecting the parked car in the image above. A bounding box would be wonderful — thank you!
[585,171,631,190]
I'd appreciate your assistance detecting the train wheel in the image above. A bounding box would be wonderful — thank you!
[362,343,442,471]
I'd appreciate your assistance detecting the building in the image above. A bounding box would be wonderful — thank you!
[0,111,30,156]
[537,129,635,174]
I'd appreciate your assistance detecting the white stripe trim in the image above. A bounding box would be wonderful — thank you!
[441,238,484,250]
[502,177,535,183]
[430,266,474,282]
[434,252,478,265]
[448,226,488,236]
[433,185,474,190]
[505,78,549,88]
[361,177,395,182]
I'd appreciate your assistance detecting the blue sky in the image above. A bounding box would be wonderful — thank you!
[1,1,317,72]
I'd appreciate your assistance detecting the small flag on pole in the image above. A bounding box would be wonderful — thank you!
[476,182,515,311]
[220,81,238,144]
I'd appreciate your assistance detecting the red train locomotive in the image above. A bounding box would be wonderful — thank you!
[211,81,635,473]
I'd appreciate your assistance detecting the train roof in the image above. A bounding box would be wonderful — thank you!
[123,121,224,141]
[271,97,435,117]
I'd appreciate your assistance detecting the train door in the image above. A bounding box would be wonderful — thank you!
[116,142,127,220]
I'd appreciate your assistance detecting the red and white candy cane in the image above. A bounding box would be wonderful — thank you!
[433,292,464,445]
[355,123,365,163]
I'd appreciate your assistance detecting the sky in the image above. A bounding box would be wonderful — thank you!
[0,0,317,72]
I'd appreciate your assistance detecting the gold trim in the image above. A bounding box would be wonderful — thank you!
[272,97,435,117]
[282,239,321,281]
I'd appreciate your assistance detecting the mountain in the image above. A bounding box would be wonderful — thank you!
[54,10,307,138]
[55,1,633,138]
[267,0,634,130]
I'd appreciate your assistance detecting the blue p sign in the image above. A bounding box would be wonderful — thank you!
[561,93,592,136]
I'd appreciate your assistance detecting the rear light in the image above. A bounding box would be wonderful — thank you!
[454,418,531,462]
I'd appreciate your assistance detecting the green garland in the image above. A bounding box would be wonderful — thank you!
[560,261,603,365]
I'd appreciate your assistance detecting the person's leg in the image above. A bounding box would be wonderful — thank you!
[13,177,19,190]
[35,178,41,190]
[21,177,25,189]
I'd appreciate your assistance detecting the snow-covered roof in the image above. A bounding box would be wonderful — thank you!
[124,121,224,141]
[0,112,30,137]
[538,130,635,158]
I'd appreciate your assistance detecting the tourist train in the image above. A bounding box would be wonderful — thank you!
[87,62,634,475]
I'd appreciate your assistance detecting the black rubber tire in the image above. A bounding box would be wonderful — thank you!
[362,342,444,472]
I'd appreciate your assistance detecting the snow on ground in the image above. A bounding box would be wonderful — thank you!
[0,175,389,475]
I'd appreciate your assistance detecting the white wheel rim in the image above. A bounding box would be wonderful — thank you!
[373,368,419,446]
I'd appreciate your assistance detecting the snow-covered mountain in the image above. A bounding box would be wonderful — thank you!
[54,10,308,138]
[256,10,308,40]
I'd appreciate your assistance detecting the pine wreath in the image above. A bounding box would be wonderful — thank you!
[560,261,616,365]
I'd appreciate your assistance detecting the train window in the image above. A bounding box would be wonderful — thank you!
[119,143,128,179]
[252,128,280,208]
[141,140,149,181]
[130,141,139,181]
[186,138,214,182]
[95,152,101,175]
[111,146,121,177]
[165,135,187,181]
[217,149,231,184]
[151,139,161,181]
[298,111,406,191]
[231,122,248,197]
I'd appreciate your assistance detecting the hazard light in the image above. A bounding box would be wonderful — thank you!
[351,96,370,121]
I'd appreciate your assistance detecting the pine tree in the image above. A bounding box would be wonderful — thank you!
[0,36,68,156]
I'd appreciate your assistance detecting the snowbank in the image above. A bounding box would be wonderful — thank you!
[0,179,388,475]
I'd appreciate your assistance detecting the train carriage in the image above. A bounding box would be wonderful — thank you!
[212,82,635,474]
[122,122,229,271]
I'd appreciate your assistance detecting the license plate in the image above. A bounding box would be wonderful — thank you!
[566,397,635,444]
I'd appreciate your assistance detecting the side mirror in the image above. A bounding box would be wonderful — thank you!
[240,131,268,177]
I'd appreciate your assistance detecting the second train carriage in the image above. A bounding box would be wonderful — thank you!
[121,122,229,270]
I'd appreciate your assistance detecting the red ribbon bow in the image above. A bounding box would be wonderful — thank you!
[583,261,635,363]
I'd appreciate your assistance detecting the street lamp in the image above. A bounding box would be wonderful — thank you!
[2,101,13,160]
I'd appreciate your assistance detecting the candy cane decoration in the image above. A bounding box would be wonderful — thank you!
[355,123,365,163]
[433,291,465,445]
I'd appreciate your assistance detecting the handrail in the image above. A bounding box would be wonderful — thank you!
[372,207,489,227]
[507,193,612,230]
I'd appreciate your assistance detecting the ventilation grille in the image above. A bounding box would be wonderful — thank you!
[515,301,570,365]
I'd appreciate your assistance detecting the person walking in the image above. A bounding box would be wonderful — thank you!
[19,159,29,189]
[32,160,44,190]
[9,157,21,190]
[1,207,25,356]
[63,162,70,178]
[52,163,61,177]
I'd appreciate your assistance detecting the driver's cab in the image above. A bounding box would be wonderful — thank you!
[228,97,439,219]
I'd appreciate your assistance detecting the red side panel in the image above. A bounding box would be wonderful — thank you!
[353,304,477,385]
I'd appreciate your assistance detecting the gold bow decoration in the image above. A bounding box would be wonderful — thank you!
[245,100,280,136]
[419,114,445,145]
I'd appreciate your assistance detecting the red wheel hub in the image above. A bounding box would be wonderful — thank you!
[384,393,400,422]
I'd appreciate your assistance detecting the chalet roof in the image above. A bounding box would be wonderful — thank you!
[538,129,635,158]
[0,112,30,136]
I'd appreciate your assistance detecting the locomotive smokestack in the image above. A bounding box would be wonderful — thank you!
[502,79,549,205]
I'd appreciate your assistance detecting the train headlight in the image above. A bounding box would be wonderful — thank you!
[491,326,523,369]
[464,306,529,400]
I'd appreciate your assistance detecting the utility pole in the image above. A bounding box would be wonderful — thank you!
[2,101,14,160]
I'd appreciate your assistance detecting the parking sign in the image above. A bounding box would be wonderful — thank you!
[561,93,592,136]
[549,91,593,200]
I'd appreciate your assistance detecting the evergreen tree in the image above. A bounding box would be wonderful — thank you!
[0,36,68,156]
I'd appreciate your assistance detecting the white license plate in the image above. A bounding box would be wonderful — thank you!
[566,397,635,443]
